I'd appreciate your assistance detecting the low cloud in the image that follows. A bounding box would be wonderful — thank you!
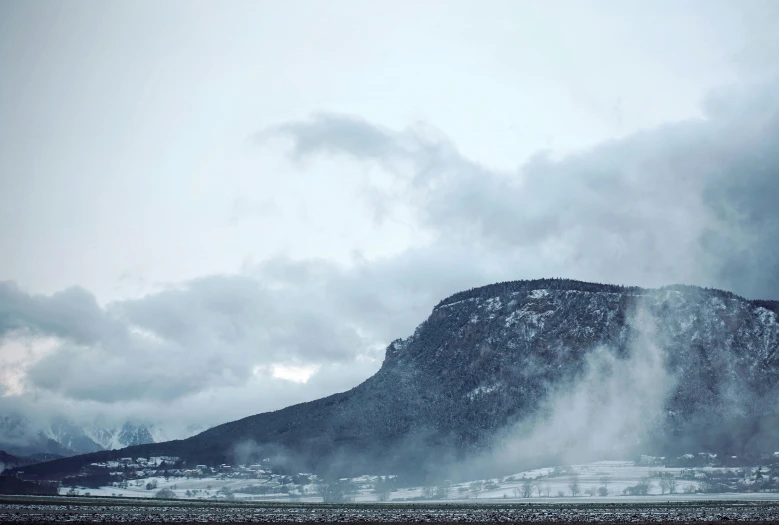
[2,77,779,438]
[2,274,384,405]
[264,78,779,300]
[482,302,676,477]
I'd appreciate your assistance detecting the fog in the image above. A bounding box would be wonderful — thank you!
[1,2,779,462]
[467,302,675,479]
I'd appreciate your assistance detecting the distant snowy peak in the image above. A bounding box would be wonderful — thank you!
[85,422,155,450]
[45,418,103,454]
[0,415,159,457]
[118,422,155,448]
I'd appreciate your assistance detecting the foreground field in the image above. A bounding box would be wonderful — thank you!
[3,496,779,523]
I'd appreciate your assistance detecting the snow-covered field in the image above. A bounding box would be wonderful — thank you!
[61,461,779,503]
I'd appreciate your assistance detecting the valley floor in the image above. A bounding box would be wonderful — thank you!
[57,461,779,503]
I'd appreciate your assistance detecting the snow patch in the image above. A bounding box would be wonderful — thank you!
[467,383,502,400]
[528,289,549,299]
[484,297,503,312]
[437,298,477,309]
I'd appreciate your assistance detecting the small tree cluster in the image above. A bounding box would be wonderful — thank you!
[319,480,356,503]
[155,488,176,499]
[623,478,652,496]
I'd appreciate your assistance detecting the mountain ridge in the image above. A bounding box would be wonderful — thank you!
[9,278,779,481]
[434,278,779,313]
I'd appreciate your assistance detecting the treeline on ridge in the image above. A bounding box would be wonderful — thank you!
[435,278,779,314]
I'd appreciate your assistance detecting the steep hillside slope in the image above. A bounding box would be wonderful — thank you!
[13,279,779,480]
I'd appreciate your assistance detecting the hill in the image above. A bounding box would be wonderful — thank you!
[9,279,779,481]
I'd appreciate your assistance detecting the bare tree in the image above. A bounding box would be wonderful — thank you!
[667,478,677,494]
[699,477,717,494]
[319,480,355,503]
[659,478,670,495]
[435,481,451,500]
[600,476,610,491]
[520,479,533,498]
[599,475,610,497]
[636,478,652,495]
[569,476,580,497]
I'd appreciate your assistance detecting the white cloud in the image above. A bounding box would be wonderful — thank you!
[270,364,321,384]
[0,331,60,397]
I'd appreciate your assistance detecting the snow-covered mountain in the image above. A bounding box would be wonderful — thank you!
[83,422,155,451]
[15,279,779,481]
[0,414,72,457]
[0,415,159,457]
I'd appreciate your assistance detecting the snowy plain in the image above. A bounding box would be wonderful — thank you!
[60,460,779,503]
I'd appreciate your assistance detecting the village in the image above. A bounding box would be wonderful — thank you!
[52,454,779,502]
[59,455,322,499]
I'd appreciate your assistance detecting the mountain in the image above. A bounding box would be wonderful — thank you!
[46,418,105,455]
[0,450,24,469]
[0,415,75,457]
[11,279,779,481]
[85,422,155,451]
[0,415,156,457]
[0,450,62,469]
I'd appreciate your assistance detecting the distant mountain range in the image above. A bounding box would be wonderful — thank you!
[0,414,204,459]
[10,279,779,482]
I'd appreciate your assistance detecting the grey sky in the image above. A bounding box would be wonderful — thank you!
[1,1,778,433]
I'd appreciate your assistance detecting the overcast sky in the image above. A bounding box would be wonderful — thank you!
[1,1,779,434]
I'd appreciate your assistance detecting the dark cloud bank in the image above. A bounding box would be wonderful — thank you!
[2,77,779,434]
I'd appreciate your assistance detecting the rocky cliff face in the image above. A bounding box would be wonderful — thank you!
[14,279,779,480]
